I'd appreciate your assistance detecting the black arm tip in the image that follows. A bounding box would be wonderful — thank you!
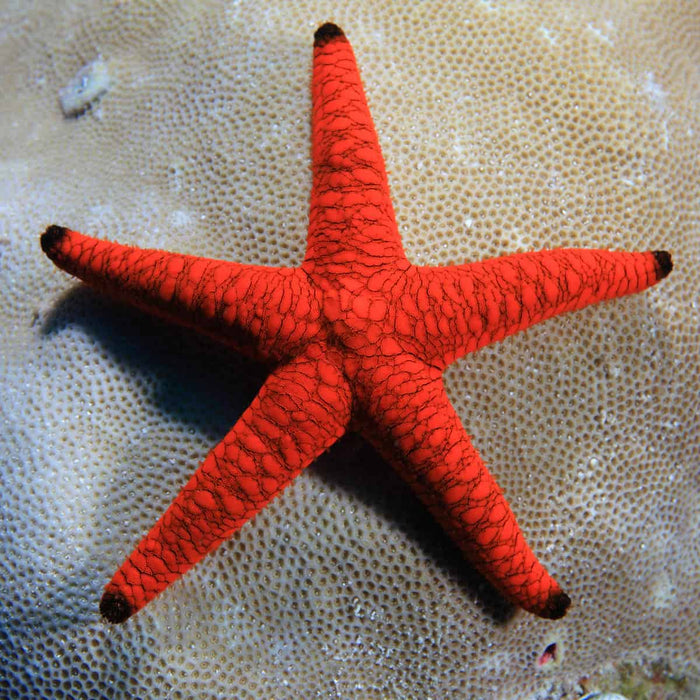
[314,23,345,46]
[100,589,135,624]
[41,225,68,255]
[652,250,673,280]
[541,590,571,620]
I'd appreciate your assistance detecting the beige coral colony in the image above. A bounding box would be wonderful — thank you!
[1,2,698,699]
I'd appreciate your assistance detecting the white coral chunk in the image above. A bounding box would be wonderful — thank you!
[59,57,110,117]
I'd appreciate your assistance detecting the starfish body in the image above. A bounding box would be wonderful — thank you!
[41,23,672,624]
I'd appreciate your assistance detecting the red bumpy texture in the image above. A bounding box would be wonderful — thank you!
[41,23,672,623]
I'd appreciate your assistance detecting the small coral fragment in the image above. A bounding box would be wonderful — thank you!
[537,642,558,666]
[59,57,111,117]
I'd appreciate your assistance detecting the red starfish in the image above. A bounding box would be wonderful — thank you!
[41,23,672,624]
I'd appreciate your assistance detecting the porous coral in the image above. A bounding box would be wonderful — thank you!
[1,1,698,698]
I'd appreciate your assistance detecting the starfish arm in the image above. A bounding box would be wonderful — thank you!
[41,225,322,362]
[99,344,352,623]
[304,23,406,274]
[409,248,672,367]
[357,355,570,619]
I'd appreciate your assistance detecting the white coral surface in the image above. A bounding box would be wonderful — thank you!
[1,1,698,698]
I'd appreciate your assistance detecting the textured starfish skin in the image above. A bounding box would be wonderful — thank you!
[40,23,672,624]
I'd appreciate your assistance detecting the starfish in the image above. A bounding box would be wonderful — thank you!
[41,23,672,624]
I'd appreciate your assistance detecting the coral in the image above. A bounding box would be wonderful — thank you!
[1,1,697,698]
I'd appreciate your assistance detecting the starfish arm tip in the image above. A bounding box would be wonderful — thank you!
[540,589,571,620]
[100,589,135,624]
[41,225,68,256]
[652,250,673,280]
[314,22,345,46]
